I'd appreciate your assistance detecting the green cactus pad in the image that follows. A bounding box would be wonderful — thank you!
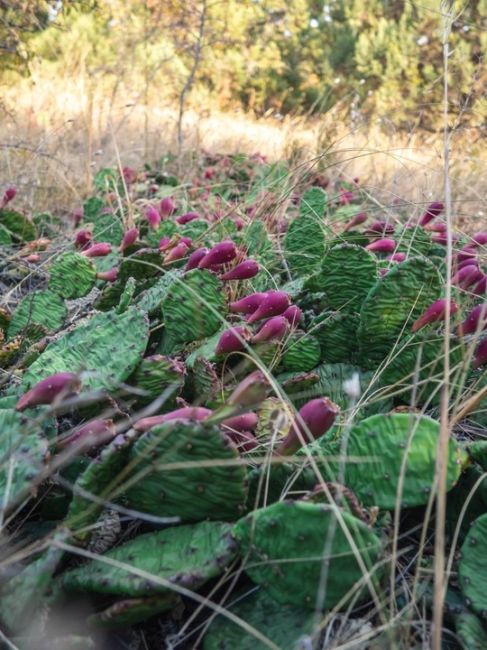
[203,588,315,650]
[48,252,97,299]
[66,431,138,543]
[135,270,182,315]
[300,187,327,219]
[311,311,359,363]
[22,307,149,393]
[179,219,209,241]
[234,500,382,609]
[162,269,225,344]
[379,333,464,406]
[191,358,225,408]
[305,244,378,314]
[396,224,441,258]
[284,213,325,276]
[0,209,37,242]
[357,256,442,366]
[0,408,48,513]
[339,413,464,509]
[0,534,65,632]
[63,521,238,597]
[90,210,124,246]
[279,331,321,372]
[144,219,177,247]
[243,220,273,257]
[247,462,318,510]
[87,593,180,628]
[130,354,186,405]
[459,513,487,616]
[446,465,487,541]
[122,422,247,522]
[455,612,487,650]
[118,248,163,282]
[116,276,136,313]
[8,290,67,340]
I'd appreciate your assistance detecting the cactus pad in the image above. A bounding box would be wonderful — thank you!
[8,290,67,340]
[203,588,315,650]
[455,612,487,650]
[311,311,359,363]
[306,244,378,314]
[122,421,247,521]
[234,500,382,609]
[0,209,37,242]
[459,513,487,616]
[22,307,149,392]
[279,331,321,372]
[357,256,442,365]
[284,213,325,276]
[340,413,464,509]
[130,355,186,405]
[162,269,225,344]
[63,521,238,597]
[49,252,97,299]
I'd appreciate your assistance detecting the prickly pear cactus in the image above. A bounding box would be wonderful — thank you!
[203,588,315,650]
[161,269,226,344]
[300,187,327,219]
[130,354,186,405]
[459,513,487,616]
[0,408,49,513]
[8,290,67,340]
[63,521,238,597]
[279,331,321,372]
[48,252,97,299]
[357,257,442,366]
[339,413,465,509]
[22,307,149,392]
[234,500,382,609]
[0,208,37,242]
[122,421,247,521]
[135,269,183,315]
[455,612,487,650]
[311,311,359,364]
[284,210,325,276]
[306,244,378,314]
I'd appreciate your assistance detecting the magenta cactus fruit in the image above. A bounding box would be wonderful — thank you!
[365,220,395,236]
[145,204,161,230]
[472,231,487,246]
[251,316,289,343]
[451,265,483,289]
[418,201,444,226]
[282,304,303,327]
[457,258,479,271]
[234,217,245,231]
[72,207,84,227]
[343,212,367,231]
[411,298,459,333]
[176,211,200,225]
[387,252,407,263]
[458,304,487,336]
[216,326,251,355]
[220,259,259,281]
[474,275,487,296]
[229,292,267,315]
[223,429,258,453]
[159,236,172,251]
[185,247,209,271]
[134,406,212,432]
[82,242,112,258]
[57,419,115,450]
[122,167,136,184]
[457,245,477,262]
[246,290,290,325]
[365,238,396,254]
[221,412,258,432]
[198,240,237,269]
[16,372,81,412]
[227,370,269,408]
[473,338,487,368]
[276,397,340,456]
[164,241,190,264]
[120,227,139,252]
[159,196,176,218]
[424,221,447,232]
[97,266,119,282]
[74,229,92,249]
[432,232,460,245]
[1,186,16,207]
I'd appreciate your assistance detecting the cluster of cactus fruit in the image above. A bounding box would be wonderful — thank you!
[1,155,487,649]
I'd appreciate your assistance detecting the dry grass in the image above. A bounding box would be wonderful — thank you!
[0,77,486,232]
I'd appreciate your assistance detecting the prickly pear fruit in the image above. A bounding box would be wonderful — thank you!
[16,372,81,411]
[473,338,487,368]
[276,397,339,455]
[282,304,303,327]
[418,201,444,226]
[366,238,396,254]
[198,240,237,268]
[246,291,290,324]
[185,247,209,271]
[134,406,212,432]
[220,259,259,281]
[159,196,176,217]
[164,241,189,264]
[57,419,115,450]
[216,326,252,355]
[451,265,483,289]
[176,211,200,225]
[343,212,367,231]
[74,229,92,249]
[97,267,119,282]
[145,204,161,229]
[1,186,16,207]
[82,242,112,258]
[458,304,487,336]
[120,227,139,251]
[411,298,459,333]
[227,370,269,408]
[252,316,289,343]
[222,412,258,432]
[229,292,266,315]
